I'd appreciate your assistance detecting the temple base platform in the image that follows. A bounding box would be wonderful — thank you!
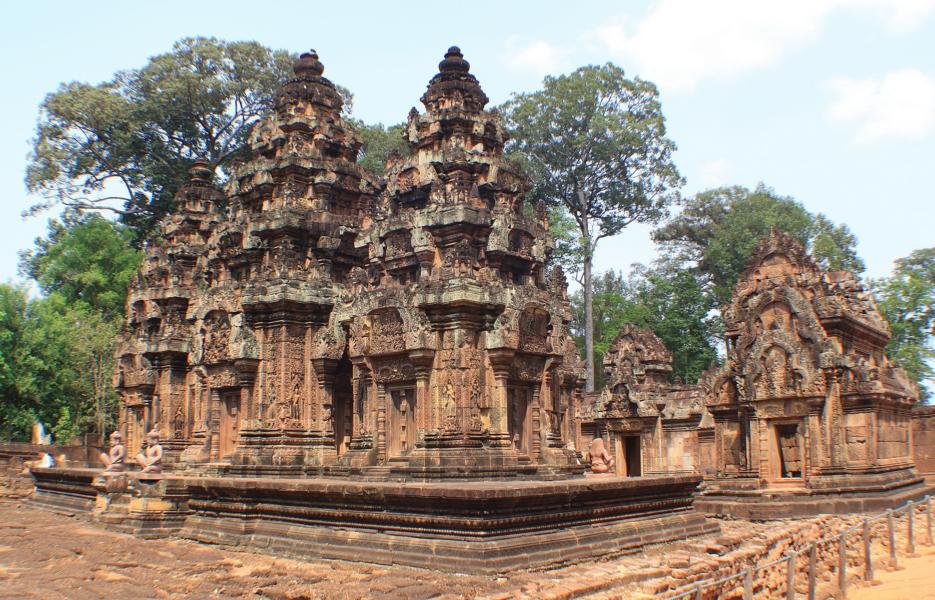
[695,468,933,519]
[30,467,716,573]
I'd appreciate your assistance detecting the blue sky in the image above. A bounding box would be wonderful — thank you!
[1,0,933,286]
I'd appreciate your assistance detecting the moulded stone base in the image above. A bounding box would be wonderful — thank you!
[29,467,97,514]
[177,473,716,573]
[29,467,717,573]
[696,468,933,519]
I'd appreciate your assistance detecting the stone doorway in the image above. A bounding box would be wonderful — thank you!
[773,422,803,479]
[388,387,416,458]
[333,353,353,456]
[507,386,532,455]
[219,392,241,459]
[615,435,642,477]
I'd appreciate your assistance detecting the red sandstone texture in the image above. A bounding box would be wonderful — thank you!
[4,479,931,600]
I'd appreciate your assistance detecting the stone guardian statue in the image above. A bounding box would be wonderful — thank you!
[99,431,126,473]
[136,429,164,474]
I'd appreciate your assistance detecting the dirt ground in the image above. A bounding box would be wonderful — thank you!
[849,546,935,600]
[3,490,933,600]
[0,497,512,600]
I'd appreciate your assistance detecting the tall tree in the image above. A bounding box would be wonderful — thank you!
[653,184,864,308]
[25,37,295,239]
[0,285,93,441]
[872,247,935,401]
[503,64,683,391]
[0,284,36,439]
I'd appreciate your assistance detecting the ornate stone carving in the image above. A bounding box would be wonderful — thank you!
[99,431,126,473]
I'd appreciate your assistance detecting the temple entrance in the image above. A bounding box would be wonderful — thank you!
[615,435,642,477]
[333,352,353,456]
[774,423,802,479]
[219,391,241,459]
[507,386,532,455]
[388,387,416,457]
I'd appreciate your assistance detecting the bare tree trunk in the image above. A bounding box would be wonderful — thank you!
[583,238,595,393]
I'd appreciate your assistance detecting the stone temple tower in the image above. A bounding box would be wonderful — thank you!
[115,47,583,479]
[330,46,582,477]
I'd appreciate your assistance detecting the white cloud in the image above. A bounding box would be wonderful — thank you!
[698,159,731,188]
[590,0,935,91]
[826,68,935,143]
[593,0,831,91]
[505,39,568,76]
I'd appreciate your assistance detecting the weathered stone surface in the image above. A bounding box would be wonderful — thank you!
[695,228,926,517]
[911,405,935,480]
[114,47,583,479]
[577,324,714,478]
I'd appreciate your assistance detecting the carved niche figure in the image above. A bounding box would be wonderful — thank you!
[172,404,185,438]
[588,437,615,474]
[518,309,550,353]
[202,312,231,364]
[99,431,126,473]
[452,239,475,276]
[136,429,164,474]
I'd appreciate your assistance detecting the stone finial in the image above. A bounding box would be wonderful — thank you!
[294,49,325,78]
[188,158,213,183]
[421,46,488,111]
[438,46,470,74]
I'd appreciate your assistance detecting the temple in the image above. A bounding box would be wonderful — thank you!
[577,324,715,478]
[575,231,928,517]
[694,229,925,517]
[24,47,716,572]
[29,48,926,574]
[115,47,581,479]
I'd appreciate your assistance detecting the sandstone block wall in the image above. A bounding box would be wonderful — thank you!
[912,405,935,477]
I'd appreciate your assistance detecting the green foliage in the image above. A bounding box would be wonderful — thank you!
[503,63,683,390]
[25,37,295,240]
[20,211,141,319]
[627,266,720,382]
[502,64,682,243]
[570,267,718,387]
[653,184,864,308]
[872,247,935,401]
[0,214,136,441]
[353,121,408,177]
[0,284,37,439]
[0,287,85,441]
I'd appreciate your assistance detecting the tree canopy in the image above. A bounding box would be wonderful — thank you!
[872,247,935,400]
[19,211,141,319]
[653,184,865,308]
[353,121,409,177]
[25,37,295,240]
[570,266,718,387]
[503,63,683,391]
[0,214,138,441]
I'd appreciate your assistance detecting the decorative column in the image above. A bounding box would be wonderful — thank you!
[209,388,221,462]
[376,380,387,463]
[530,381,542,461]
[487,349,515,447]
[312,358,339,435]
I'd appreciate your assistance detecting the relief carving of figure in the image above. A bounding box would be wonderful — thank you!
[172,404,185,438]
